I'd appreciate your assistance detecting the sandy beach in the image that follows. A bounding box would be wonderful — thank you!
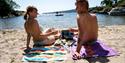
[0,25,125,63]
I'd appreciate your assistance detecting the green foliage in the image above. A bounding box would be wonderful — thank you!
[99,0,125,13]
[0,0,20,18]
[117,0,125,7]
[101,0,113,7]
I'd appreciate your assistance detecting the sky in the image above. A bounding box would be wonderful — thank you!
[13,0,103,13]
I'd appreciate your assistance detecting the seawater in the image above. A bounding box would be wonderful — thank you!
[0,12,125,30]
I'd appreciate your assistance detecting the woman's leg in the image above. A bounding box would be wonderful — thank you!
[44,28,55,33]
[41,36,56,46]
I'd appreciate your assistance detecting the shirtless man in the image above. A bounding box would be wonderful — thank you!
[74,0,98,59]
[24,6,59,49]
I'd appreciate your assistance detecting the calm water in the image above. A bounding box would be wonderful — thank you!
[0,12,125,30]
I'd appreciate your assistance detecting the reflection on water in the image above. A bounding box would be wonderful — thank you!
[0,13,125,30]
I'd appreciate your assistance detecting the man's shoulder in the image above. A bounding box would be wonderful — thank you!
[76,14,80,18]
[90,13,97,19]
[90,13,96,16]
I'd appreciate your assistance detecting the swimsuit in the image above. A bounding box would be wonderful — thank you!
[33,36,55,47]
[82,39,97,46]
[82,39,97,57]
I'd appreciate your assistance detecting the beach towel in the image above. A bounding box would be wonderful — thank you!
[22,45,67,62]
[70,39,119,60]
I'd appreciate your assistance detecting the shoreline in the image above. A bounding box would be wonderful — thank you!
[0,25,125,63]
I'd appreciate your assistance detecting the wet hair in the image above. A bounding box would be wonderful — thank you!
[24,6,38,20]
[75,0,89,10]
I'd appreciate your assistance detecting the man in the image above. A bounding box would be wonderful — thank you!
[74,0,98,59]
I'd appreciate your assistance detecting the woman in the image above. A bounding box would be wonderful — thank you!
[24,6,59,49]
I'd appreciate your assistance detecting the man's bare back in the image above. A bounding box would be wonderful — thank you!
[77,13,98,42]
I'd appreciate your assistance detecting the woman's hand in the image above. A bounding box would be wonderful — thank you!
[69,28,78,32]
[27,46,31,49]
[24,46,31,53]
[69,28,74,32]
[52,30,59,35]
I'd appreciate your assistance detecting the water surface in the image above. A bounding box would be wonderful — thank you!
[0,12,125,30]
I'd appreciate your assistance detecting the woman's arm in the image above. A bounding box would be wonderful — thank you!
[69,28,78,32]
[26,33,31,48]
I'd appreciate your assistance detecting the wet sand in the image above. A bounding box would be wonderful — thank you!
[0,25,125,63]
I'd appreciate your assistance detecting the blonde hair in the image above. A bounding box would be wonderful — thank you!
[24,6,38,20]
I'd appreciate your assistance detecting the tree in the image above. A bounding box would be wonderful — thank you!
[117,0,125,7]
[0,0,20,18]
[114,0,118,4]
[101,0,113,7]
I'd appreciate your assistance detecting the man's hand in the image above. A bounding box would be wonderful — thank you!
[73,51,82,60]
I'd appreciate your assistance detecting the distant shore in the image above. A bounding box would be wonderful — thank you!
[0,25,125,63]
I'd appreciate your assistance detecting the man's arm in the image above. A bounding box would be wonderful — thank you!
[76,17,82,53]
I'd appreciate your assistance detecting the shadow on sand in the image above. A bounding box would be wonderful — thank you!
[86,57,110,63]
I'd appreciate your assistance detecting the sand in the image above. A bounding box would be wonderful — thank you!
[0,25,125,63]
